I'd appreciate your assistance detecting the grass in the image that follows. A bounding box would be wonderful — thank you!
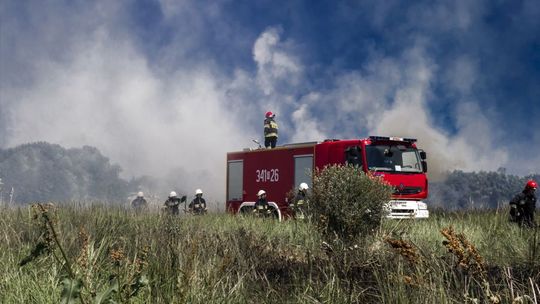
[0,204,539,303]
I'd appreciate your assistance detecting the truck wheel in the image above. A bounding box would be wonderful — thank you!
[268,207,279,220]
[239,206,254,215]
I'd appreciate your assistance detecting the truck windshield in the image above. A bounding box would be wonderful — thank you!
[365,145,422,173]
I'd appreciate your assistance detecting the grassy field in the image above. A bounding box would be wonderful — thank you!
[0,204,539,303]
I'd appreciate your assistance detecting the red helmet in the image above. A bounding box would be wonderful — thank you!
[525,180,537,190]
[265,111,274,118]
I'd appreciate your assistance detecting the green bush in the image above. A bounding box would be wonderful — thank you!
[310,165,393,242]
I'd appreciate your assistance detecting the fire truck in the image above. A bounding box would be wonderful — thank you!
[226,136,429,220]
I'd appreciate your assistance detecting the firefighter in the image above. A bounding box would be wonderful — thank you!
[290,183,309,220]
[131,191,148,211]
[253,190,272,218]
[189,189,207,215]
[264,111,278,149]
[509,180,537,227]
[163,191,183,215]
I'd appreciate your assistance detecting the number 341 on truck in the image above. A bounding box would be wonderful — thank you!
[226,136,429,220]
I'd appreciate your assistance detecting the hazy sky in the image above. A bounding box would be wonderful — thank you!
[1,0,539,199]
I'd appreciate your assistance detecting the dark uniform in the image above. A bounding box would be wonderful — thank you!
[164,197,183,215]
[131,197,148,211]
[290,191,308,220]
[510,190,537,227]
[189,197,207,215]
[254,196,271,218]
[264,117,278,149]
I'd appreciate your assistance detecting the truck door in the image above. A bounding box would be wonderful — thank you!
[227,160,244,212]
[294,154,313,189]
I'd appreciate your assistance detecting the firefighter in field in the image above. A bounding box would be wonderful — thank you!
[264,111,278,149]
[163,191,185,215]
[131,191,148,211]
[253,190,272,218]
[189,189,207,215]
[290,183,309,220]
[509,180,537,227]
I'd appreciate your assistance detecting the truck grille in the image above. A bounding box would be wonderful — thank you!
[393,187,422,195]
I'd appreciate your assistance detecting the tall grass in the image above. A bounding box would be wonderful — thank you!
[0,204,538,303]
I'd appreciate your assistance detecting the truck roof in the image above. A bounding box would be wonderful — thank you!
[229,141,319,155]
[228,136,417,155]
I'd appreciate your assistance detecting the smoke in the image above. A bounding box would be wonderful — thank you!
[366,47,509,180]
[3,46,257,201]
[279,44,509,180]
[253,27,303,96]
[0,2,257,201]
[1,1,536,203]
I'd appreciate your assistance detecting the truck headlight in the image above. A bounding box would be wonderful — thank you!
[418,202,427,209]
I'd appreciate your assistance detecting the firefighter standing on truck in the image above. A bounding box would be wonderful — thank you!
[254,190,271,218]
[290,183,309,220]
[264,111,278,149]
[189,189,207,215]
[509,180,537,227]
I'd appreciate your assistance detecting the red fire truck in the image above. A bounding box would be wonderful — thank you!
[226,136,429,220]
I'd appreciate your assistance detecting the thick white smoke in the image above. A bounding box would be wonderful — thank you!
[1,3,256,201]
[282,44,510,180]
[366,47,509,180]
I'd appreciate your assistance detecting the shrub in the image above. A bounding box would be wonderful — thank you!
[310,165,392,242]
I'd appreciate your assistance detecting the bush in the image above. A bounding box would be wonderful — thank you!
[310,165,393,242]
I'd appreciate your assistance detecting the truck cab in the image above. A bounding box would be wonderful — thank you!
[226,136,429,220]
[314,136,429,218]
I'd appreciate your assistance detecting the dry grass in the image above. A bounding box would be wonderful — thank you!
[0,204,538,303]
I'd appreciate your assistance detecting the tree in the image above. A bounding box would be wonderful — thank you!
[427,170,536,209]
[0,142,129,204]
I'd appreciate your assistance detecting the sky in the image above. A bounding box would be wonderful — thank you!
[1,0,539,200]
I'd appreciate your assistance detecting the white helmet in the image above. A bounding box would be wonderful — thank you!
[137,191,144,197]
[195,189,203,195]
[169,191,177,197]
[299,183,309,191]
[257,190,266,197]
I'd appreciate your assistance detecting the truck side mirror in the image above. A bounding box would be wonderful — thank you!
[421,161,428,173]
[420,151,427,160]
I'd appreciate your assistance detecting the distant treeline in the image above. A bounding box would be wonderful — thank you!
[1,142,538,208]
[0,142,133,204]
[427,169,540,209]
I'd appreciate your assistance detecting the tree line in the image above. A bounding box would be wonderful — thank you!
[0,142,131,204]
[1,142,538,208]
[427,169,539,209]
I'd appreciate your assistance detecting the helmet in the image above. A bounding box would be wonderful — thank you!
[525,180,538,190]
[195,189,203,195]
[299,183,309,191]
[169,191,177,197]
[265,111,275,118]
[137,191,144,197]
[257,190,266,197]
